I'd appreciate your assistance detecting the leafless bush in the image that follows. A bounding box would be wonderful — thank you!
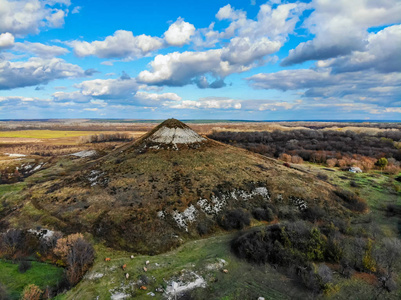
[79,133,133,144]
[21,284,42,300]
[1,229,23,256]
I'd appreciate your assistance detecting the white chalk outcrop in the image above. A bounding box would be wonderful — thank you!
[147,127,206,145]
[140,119,206,150]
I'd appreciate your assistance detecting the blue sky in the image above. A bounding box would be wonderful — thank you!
[0,0,400,120]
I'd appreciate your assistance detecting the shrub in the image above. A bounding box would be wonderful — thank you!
[18,260,32,273]
[0,283,9,300]
[386,204,401,216]
[196,218,214,236]
[302,206,326,222]
[291,155,304,164]
[362,239,376,272]
[53,233,95,286]
[1,229,24,257]
[231,225,283,265]
[279,153,291,162]
[54,233,84,263]
[317,173,328,181]
[325,237,344,263]
[376,157,388,169]
[278,206,300,221]
[350,180,359,187]
[326,159,338,168]
[21,284,42,300]
[218,209,250,230]
[334,189,368,212]
[306,228,327,261]
[252,207,275,222]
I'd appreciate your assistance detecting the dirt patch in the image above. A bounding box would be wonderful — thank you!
[352,272,378,285]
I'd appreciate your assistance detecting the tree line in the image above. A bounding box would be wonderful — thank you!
[208,129,401,171]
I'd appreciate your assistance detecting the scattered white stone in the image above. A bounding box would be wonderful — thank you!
[22,163,33,170]
[198,187,269,215]
[27,228,54,240]
[110,292,129,300]
[197,195,227,215]
[157,211,166,219]
[205,258,227,270]
[292,198,308,211]
[87,272,104,280]
[88,170,103,186]
[32,163,44,172]
[237,187,270,201]
[70,150,97,158]
[172,205,197,231]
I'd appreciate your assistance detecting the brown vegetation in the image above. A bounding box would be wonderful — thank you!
[208,129,401,173]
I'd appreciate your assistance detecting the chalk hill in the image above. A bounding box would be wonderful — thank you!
[18,119,353,254]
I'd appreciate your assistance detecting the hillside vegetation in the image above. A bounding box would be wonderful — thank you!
[0,120,400,299]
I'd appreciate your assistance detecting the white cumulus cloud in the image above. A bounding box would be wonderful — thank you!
[0,57,84,90]
[0,0,70,36]
[13,42,69,58]
[282,0,401,66]
[0,32,14,49]
[164,18,195,46]
[69,30,163,60]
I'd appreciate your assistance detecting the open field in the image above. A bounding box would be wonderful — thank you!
[0,130,103,139]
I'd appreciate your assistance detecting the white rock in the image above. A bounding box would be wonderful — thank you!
[70,150,97,158]
[5,153,26,157]
[165,273,206,299]
[172,205,197,231]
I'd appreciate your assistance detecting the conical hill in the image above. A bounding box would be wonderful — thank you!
[22,119,355,254]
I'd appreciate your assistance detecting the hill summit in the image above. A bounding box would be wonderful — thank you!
[136,118,206,150]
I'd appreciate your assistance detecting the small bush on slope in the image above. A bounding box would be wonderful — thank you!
[217,209,251,230]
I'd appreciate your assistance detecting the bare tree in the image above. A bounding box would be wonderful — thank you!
[66,237,95,286]
[375,238,401,295]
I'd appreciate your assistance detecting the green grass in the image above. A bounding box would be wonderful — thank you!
[0,182,25,196]
[0,260,64,300]
[60,233,306,300]
[0,182,27,216]
[301,162,401,236]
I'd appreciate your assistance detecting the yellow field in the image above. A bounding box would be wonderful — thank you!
[0,130,105,139]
